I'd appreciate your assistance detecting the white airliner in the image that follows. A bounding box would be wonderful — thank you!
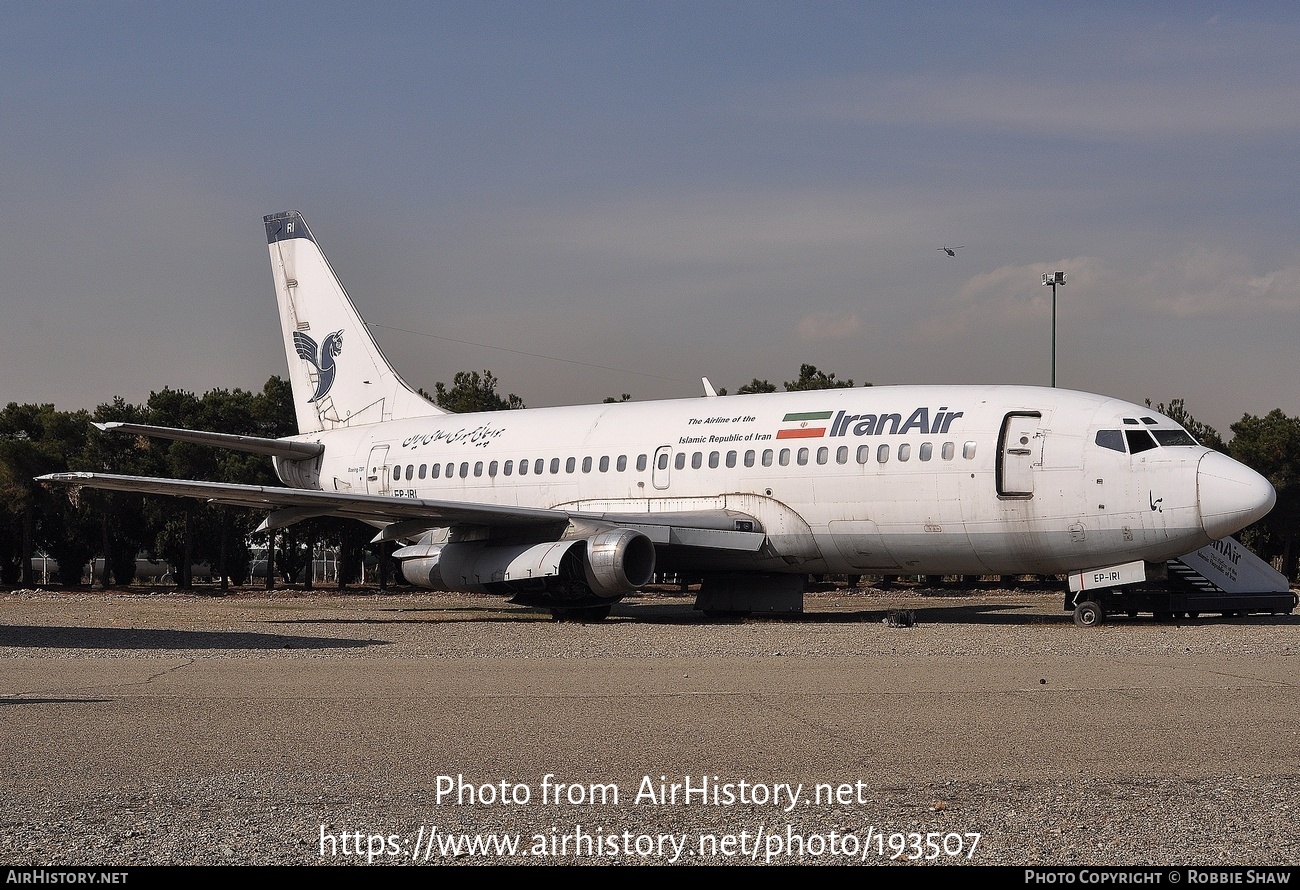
[40,211,1276,620]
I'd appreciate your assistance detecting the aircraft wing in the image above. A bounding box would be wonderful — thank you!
[36,472,768,552]
[39,472,568,531]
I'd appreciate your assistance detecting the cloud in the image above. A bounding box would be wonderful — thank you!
[803,74,1300,141]
[1137,248,1300,317]
[796,310,862,342]
[911,249,1300,344]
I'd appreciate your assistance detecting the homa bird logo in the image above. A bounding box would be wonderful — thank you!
[293,330,344,402]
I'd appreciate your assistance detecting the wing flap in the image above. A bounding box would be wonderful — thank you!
[618,523,766,551]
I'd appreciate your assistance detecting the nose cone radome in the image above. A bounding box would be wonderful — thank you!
[1198,451,1276,540]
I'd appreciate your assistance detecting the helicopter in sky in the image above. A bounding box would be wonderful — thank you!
[939,245,964,257]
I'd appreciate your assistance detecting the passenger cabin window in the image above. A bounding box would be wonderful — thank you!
[857,445,870,464]
[837,446,849,464]
[635,455,646,471]
[534,459,545,474]
[566,457,576,473]
[582,456,592,473]
[962,442,977,459]
[796,448,809,466]
[599,456,609,472]
[897,443,911,462]
[657,453,669,471]
[941,442,955,460]
[1096,430,1125,453]
[919,443,932,461]
[675,453,686,470]
[877,444,889,463]
[744,450,755,467]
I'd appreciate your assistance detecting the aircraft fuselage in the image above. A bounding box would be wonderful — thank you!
[276,383,1263,577]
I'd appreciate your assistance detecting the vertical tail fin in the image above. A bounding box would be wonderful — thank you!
[264,211,447,434]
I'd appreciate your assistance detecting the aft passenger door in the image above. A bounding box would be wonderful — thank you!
[366,445,392,496]
[997,412,1042,498]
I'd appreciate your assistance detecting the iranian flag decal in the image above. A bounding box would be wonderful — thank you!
[776,411,834,439]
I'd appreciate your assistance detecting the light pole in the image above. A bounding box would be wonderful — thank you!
[1041,271,1066,387]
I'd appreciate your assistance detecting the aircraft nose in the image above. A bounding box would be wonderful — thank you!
[1198,451,1276,540]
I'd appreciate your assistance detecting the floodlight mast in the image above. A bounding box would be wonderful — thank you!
[1041,271,1066,387]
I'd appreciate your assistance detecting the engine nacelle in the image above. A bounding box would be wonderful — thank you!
[583,528,656,595]
[395,529,656,603]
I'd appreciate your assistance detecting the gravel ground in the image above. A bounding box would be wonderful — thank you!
[2,583,1299,867]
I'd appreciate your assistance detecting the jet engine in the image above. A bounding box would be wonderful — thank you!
[396,528,656,606]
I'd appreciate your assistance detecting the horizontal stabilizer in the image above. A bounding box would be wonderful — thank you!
[94,422,322,460]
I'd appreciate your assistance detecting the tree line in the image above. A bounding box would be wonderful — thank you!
[2,370,1297,587]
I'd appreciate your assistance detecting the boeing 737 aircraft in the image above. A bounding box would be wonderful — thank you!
[40,211,1277,621]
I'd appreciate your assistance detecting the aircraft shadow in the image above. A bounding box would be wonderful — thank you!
[617,601,1070,626]
[264,609,549,626]
[0,697,113,706]
[0,625,385,650]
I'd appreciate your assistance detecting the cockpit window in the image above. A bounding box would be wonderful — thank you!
[1140,417,1158,425]
[1152,429,1198,447]
[1125,429,1158,454]
[1095,430,1126,453]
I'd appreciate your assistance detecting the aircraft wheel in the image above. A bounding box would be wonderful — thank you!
[1073,601,1104,628]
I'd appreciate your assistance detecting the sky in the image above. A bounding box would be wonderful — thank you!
[3,2,1298,438]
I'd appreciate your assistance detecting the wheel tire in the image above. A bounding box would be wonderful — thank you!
[1073,601,1104,628]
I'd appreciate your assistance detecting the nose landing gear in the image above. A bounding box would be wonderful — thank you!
[1072,599,1105,628]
